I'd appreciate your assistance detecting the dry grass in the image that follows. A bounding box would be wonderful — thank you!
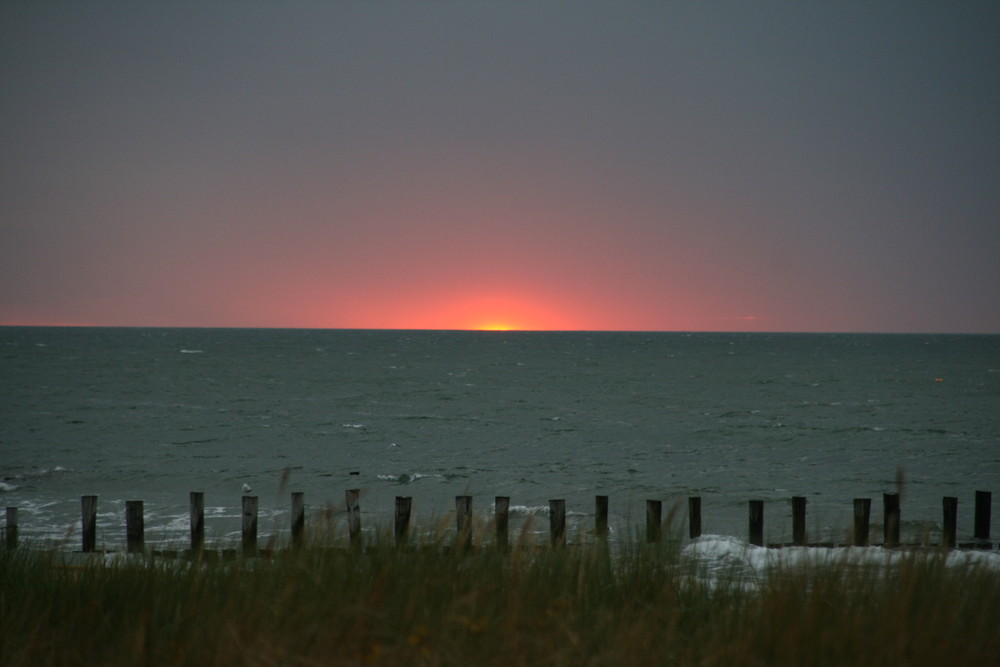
[2,532,999,666]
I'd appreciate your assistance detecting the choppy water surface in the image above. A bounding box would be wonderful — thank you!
[2,328,998,549]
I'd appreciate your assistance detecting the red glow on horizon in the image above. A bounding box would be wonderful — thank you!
[0,316,97,328]
[0,289,773,332]
[375,291,582,332]
[475,322,515,332]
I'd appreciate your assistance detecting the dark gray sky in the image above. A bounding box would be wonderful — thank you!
[2,1,998,331]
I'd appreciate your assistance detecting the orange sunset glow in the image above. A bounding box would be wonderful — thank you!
[2,4,999,334]
[376,292,582,332]
[456,296,572,331]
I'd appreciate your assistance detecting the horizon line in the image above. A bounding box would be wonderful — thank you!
[1,323,997,336]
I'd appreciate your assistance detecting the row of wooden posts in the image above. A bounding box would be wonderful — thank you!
[2,490,994,555]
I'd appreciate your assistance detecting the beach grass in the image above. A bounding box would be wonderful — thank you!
[2,529,999,666]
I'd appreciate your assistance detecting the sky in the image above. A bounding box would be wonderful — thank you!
[2,1,998,333]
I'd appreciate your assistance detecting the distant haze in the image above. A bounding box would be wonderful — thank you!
[2,2,998,332]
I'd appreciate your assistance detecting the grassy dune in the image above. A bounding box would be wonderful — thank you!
[2,531,999,666]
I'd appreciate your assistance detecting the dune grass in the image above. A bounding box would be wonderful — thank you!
[2,530,999,666]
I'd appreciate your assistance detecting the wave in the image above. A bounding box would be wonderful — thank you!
[377,473,445,484]
[506,505,590,518]
[8,466,72,481]
[509,504,549,516]
[395,414,481,423]
[681,535,1000,588]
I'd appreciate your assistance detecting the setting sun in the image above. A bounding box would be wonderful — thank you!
[476,322,515,331]
[454,292,580,331]
[376,290,582,332]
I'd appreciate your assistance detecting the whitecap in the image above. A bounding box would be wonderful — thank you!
[509,504,550,516]
[681,535,1000,589]
[36,466,71,477]
[378,473,443,484]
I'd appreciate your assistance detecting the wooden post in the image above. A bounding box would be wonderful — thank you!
[595,495,608,539]
[455,495,472,551]
[291,492,305,549]
[4,507,17,549]
[190,492,204,555]
[495,496,510,550]
[853,498,871,546]
[792,496,807,546]
[646,500,662,543]
[242,495,258,557]
[942,497,958,549]
[394,496,412,546]
[688,497,702,539]
[346,489,361,547]
[549,499,566,547]
[974,490,992,542]
[883,493,900,547]
[748,500,764,547]
[81,495,97,553]
[125,500,144,554]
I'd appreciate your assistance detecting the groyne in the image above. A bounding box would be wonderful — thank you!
[3,489,994,556]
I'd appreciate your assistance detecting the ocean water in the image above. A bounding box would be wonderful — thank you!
[2,327,998,551]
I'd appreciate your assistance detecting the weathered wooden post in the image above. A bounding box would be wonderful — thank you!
[291,492,305,549]
[883,493,900,547]
[456,495,473,551]
[748,500,764,547]
[549,499,566,547]
[190,492,205,555]
[394,496,412,547]
[646,500,663,543]
[242,495,258,556]
[346,489,361,547]
[493,496,510,551]
[495,496,510,550]
[125,500,144,554]
[974,490,992,543]
[853,498,871,546]
[81,495,98,553]
[792,496,807,546]
[688,497,702,539]
[942,497,958,549]
[595,495,608,539]
[4,507,17,549]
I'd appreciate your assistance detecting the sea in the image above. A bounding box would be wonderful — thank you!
[2,327,999,557]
